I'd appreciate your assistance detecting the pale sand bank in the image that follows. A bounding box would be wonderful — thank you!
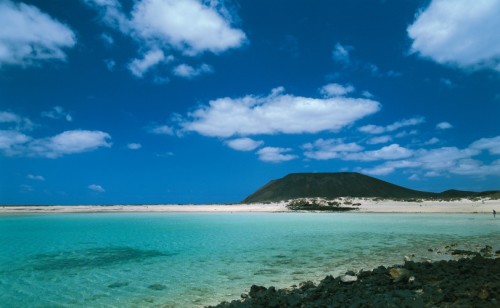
[1,199,499,214]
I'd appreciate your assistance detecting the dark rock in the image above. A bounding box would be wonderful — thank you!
[147,283,166,291]
[209,255,500,308]
[107,281,129,288]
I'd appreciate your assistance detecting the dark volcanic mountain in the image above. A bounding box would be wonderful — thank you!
[242,172,498,203]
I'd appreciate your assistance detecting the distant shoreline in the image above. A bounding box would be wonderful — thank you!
[1,198,498,214]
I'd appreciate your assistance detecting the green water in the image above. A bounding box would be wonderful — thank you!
[0,212,498,307]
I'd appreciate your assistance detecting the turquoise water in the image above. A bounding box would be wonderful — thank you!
[0,212,498,307]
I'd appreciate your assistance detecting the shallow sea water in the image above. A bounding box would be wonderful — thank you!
[0,212,499,307]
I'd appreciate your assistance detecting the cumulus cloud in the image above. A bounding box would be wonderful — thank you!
[361,136,500,176]
[172,63,213,79]
[130,0,246,55]
[1,129,111,158]
[0,130,31,151]
[41,106,73,122]
[0,110,35,131]
[359,117,425,135]
[257,147,297,163]
[128,49,166,77]
[225,138,263,151]
[26,130,111,158]
[470,136,500,154]
[343,144,414,162]
[127,143,142,150]
[436,122,452,130]
[182,87,380,138]
[319,83,355,97]
[85,0,247,77]
[0,0,76,66]
[88,184,105,193]
[27,174,45,181]
[408,0,500,71]
[366,135,392,145]
[303,139,363,160]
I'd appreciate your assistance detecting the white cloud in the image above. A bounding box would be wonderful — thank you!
[257,147,297,163]
[332,42,352,65]
[358,124,385,135]
[344,144,414,162]
[88,184,105,193]
[359,117,425,135]
[41,106,73,122]
[319,83,355,97]
[361,160,421,176]
[0,111,20,123]
[127,143,142,150]
[425,137,440,145]
[173,63,213,79]
[130,0,246,55]
[225,138,263,151]
[182,87,380,138]
[361,136,500,177]
[84,0,246,79]
[408,0,500,71]
[0,0,76,66]
[27,174,45,181]
[469,136,500,154]
[436,122,452,130]
[25,130,111,158]
[303,138,363,160]
[367,135,392,145]
[149,125,174,136]
[0,110,35,131]
[128,49,166,77]
[0,130,31,151]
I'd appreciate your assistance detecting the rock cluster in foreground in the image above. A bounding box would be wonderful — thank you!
[209,248,499,307]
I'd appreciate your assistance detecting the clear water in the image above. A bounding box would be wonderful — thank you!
[0,212,498,307]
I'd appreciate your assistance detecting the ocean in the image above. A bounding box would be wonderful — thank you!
[0,212,498,307]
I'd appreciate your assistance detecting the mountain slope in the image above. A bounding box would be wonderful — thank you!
[243,172,499,203]
[243,172,436,203]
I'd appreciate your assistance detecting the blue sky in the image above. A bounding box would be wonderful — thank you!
[1,0,499,205]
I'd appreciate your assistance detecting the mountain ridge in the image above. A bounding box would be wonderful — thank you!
[242,172,499,203]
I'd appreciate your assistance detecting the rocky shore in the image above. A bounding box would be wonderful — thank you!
[209,246,500,307]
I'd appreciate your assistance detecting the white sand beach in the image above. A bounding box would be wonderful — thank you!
[1,198,499,214]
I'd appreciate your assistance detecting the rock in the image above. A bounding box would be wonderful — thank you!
[340,274,357,283]
[147,283,166,291]
[451,249,481,257]
[107,281,129,288]
[240,293,248,299]
[389,267,411,282]
[408,276,415,284]
[428,248,434,252]
[478,288,489,300]
[249,285,267,298]
[480,245,493,257]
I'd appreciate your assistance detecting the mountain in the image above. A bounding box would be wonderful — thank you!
[242,172,498,203]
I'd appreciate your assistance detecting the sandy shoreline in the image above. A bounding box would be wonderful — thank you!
[1,198,499,214]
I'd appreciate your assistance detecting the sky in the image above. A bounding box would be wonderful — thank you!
[0,0,499,205]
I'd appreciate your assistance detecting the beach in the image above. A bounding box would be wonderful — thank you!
[1,198,498,214]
